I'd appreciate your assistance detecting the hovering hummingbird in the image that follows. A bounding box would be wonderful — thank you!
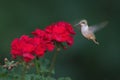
[75,19,108,45]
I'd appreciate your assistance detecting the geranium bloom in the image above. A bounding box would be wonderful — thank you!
[45,21,76,46]
[32,29,55,52]
[32,37,46,57]
[11,35,35,62]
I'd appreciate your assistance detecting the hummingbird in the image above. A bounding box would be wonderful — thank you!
[75,19,108,45]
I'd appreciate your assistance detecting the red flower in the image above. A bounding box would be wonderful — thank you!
[11,35,35,62]
[32,37,46,57]
[23,53,34,62]
[45,21,75,46]
[32,29,55,52]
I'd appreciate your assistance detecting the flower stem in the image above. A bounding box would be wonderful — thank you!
[21,62,27,80]
[49,48,59,76]
[35,57,41,75]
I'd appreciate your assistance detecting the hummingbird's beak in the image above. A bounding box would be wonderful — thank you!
[74,23,80,27]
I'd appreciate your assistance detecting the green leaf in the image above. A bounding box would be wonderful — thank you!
[40,58,55,75]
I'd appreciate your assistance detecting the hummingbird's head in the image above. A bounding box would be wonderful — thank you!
[79,19,87,27]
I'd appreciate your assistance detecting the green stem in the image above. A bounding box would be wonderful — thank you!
[49,48,59,76]
[21,62,27,80]
[35,57,41,75]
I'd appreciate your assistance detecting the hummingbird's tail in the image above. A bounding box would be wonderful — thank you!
[93,39,99,45]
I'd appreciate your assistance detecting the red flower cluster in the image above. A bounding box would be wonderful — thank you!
[45,22,76,46]
[11,35,35,62]
[11,21,75,62]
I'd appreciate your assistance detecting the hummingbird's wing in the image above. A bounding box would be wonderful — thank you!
[89,21,108,33]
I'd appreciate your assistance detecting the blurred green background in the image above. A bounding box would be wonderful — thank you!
[0,0,120,80]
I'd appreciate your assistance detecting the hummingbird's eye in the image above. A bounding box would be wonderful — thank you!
[81,22,85,24]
